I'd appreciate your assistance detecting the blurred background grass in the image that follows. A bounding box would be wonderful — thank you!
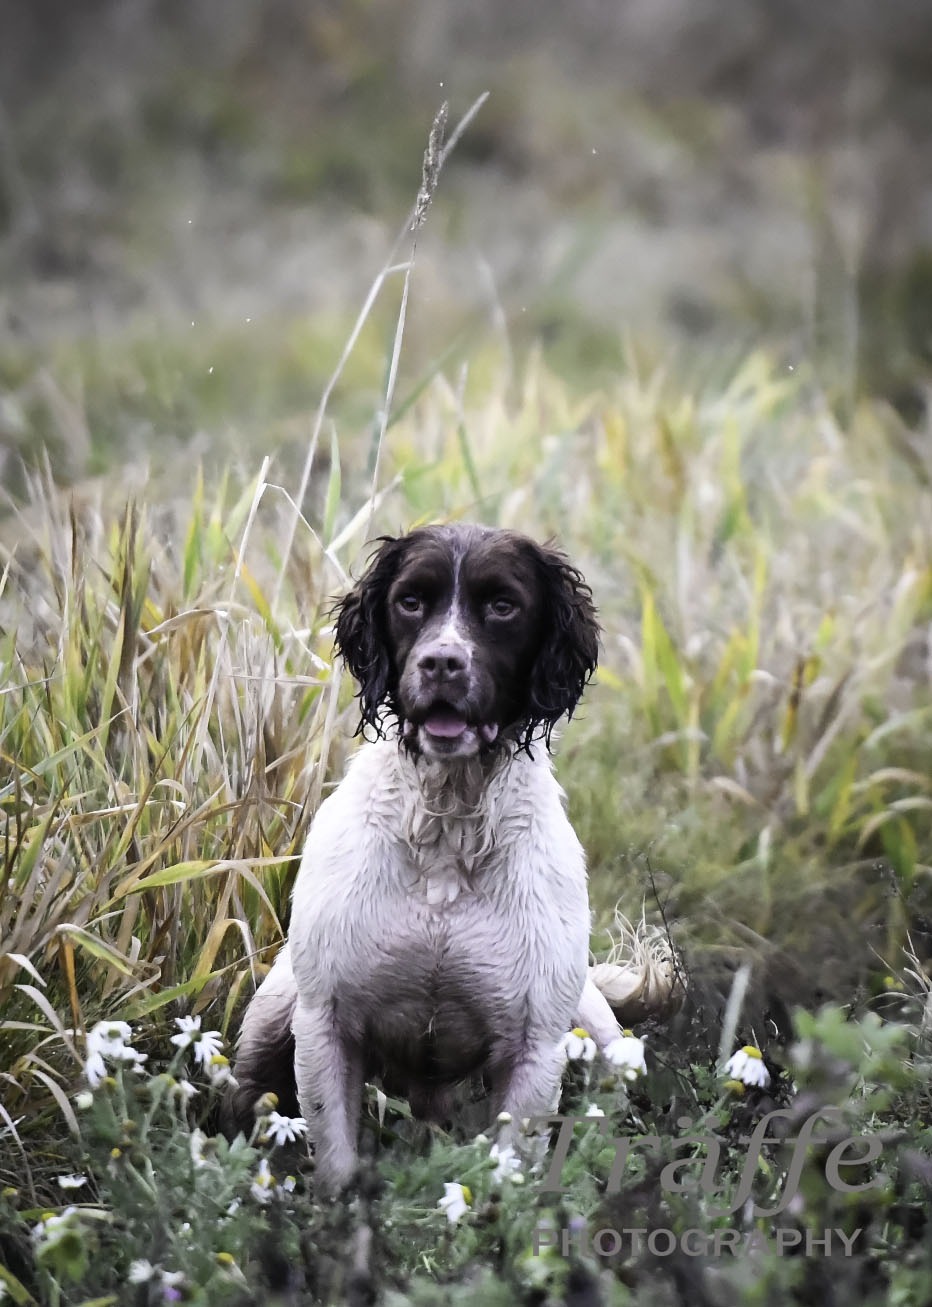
[4,0,932,476]
[2,0,932,1081]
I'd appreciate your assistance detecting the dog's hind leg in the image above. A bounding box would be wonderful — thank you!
[575,973,623,1050]
[223,946,299,1137]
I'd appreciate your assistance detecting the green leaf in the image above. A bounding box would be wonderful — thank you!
[0,1266,38,1305]
[55,925,138,978]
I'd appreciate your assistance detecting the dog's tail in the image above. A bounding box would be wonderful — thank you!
[221,944,300,1139]
[588,909,686,1028]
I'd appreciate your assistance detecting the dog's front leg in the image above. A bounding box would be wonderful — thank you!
[492,1036,566,1155]
[292,1000,363,1194]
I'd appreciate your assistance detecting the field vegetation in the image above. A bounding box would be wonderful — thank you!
[2,14,932,1300]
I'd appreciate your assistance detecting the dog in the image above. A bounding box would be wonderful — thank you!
[227,523,675,1190]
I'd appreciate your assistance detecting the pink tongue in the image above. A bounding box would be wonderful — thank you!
[424,709,468,738]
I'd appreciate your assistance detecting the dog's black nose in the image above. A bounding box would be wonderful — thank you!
[417,642,468,680]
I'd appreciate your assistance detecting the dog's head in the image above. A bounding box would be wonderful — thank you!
[332,524,599,759]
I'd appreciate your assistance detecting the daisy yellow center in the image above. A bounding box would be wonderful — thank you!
[740,1046,762,1059]
[461,1185,473,1205]
[571,1027,591,1040]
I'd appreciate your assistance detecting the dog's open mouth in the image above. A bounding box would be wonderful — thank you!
[405,704,499,746]
[424,704,468,739]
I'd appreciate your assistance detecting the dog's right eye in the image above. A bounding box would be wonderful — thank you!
[397,594,423,614]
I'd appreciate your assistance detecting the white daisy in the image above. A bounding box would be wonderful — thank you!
[171,1015,224,1066]
[86,1021,133,1056]
[438,1181,472,1224]
[205,1054,236,1087]
[83,1020,147,1086]
[250,1157,276,1204]
[562,1027,597,1062]
[262,1111,308,1147]
[604,1031,648,1081]
[127,1259,156,1284]
[488,1142,522,1183]
[32,1206,79,1246]
[723,1045,771,1088]
[56,1174,87,1190]
[189,1128,209,1169]
[171,1015,200,1043]
[85,1052,108,1088]
[584,1104,606,1118]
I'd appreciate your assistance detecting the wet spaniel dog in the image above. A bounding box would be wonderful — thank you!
[227,523,641,1190]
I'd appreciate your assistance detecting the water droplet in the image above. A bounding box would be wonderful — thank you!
[208,366,214,375]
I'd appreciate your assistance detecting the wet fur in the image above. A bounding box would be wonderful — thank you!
[226,525,607,1190]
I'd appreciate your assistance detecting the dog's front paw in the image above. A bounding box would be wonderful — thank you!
[311,1146,360,1198]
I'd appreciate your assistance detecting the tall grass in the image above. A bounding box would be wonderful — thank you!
[1,107,932,1299]
[2,342,930,1120]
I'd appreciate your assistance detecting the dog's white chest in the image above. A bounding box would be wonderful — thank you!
[289,740,591,1028]
[403,805,488,906]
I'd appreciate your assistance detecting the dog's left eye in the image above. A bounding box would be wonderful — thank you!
[397,594,423,614]
[486,597,517,619]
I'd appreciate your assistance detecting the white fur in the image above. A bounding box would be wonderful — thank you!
[250,736,622,1190]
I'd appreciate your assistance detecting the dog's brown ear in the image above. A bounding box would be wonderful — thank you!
[332,535,410,735]
[524,543,600,749]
